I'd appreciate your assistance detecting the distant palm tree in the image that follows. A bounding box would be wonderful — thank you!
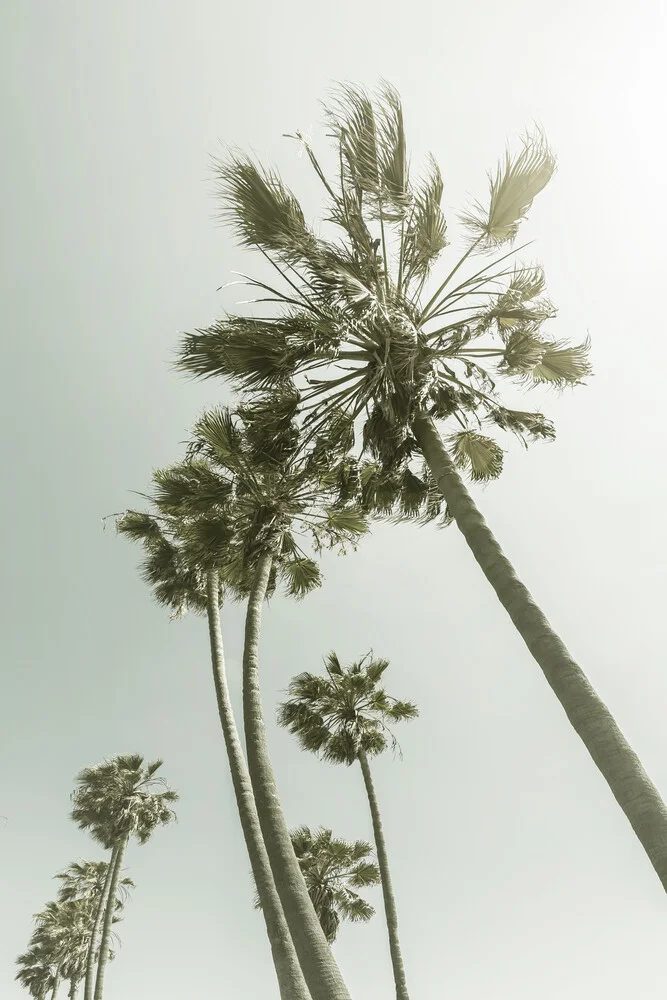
[15,944,58,999]
[177,79,667,890]
[253,825,380,944]
[70,755,178,1000]
[27,898,100,1000]
[117,394,366,1000]
[54,860,133,1000]
[278,652,417,1000]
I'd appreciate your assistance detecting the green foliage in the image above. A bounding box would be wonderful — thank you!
[252,825,380,943]
[177,79,591,506]
[277,652,418,765]
[70,755,178,850]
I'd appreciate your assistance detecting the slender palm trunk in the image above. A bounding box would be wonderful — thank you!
[68,977,80,999]
[93,836,127,1000]
[242,552,352,1000]
[83,849,117,1000]
[412,410,667,889]
[358,750,410,1000]
[205,571,311,1000]
[50,969,62,1000]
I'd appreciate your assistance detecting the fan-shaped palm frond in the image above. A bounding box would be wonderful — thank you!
[252,824,380,943]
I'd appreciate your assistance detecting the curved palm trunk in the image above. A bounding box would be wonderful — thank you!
[358,750,410,1000]
[93,836,127,1000]
[413,411,667,889]
[242,552,352,1000]
[205,571,311,1000]
[83,848,117,1000]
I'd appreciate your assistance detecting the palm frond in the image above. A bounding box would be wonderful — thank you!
[448,430,504,482]
[212,150,316,261]
[459,126,556,247]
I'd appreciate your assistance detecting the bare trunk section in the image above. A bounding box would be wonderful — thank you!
[83,849,117,1000]
[93,836,127,1000]
[358,750,410,1000]
[413,410,667,890]
[242,552,352,1000]
[205,570,311,1000]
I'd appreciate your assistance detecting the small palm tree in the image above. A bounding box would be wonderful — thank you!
[278,652,417,1000]
[177,80,667,889]
[253,825,380,944]
[116,394,366,1000]
[53,860,133,1000]
[70,755,178,1000]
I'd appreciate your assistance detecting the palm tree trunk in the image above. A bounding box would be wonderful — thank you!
[412,410,667,889]
[83,848,117,1000]
[68,977,80,999]
[93,836,127,1000]
[242,551,352,1000]
[358,750,410,1000]
[50,969,62,1000]
[205,570,311,1000]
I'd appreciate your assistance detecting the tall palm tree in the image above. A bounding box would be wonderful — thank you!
[177,80,667,890]
[117,394,367,1000]
[278,652,417,1000]
[116,496,310,1000]
[70,755,178,1000]
[53,860,133,1000]
[253,825,380,944]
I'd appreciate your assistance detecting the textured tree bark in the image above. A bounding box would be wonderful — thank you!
[83,850,117,1000]
[205,570,311,1000]
[242,552,352,1000]
[358,750,410,1000]
[413,410,667,890]
[93,836,127,1000]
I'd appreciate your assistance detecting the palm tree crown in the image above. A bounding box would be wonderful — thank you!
[252,825,380,943]
[115,394,368,609]
[177,80,590,500]
[70,754,178,850]
[277,651,418,765]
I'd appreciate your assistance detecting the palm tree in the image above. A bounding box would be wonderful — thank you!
[177,80,667,890]
[116,493,310,1000]
[53,860,133,1000]
[26,898,101,1000]
[70,755,178,1000]
[116,394,367,1000]
[252,825,380,944]
[278,652,416,1000]
[16,944,58,999]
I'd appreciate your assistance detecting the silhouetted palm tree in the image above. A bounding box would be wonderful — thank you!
[279,652,417,1000]
[177,79,667,890]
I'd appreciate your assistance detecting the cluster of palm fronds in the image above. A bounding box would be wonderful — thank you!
[16,755,177,1000]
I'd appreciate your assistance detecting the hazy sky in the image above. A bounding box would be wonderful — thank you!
[3,2,667,998]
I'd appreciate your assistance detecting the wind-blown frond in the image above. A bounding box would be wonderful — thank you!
[212,150,316,261]
[459,126,556,247]
[448,430,504,482]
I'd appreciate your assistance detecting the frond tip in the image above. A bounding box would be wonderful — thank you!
[459,126,556,247]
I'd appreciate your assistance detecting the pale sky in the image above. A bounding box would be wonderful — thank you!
[3,2,667,998]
